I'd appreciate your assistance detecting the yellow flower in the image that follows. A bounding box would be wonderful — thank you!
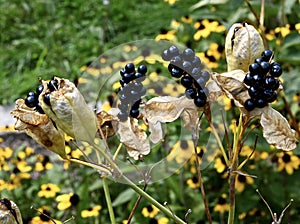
[186,176,200,189]
[38,183,60,198]
[275,24,291,37]
[277,152,300,175]
[30,209,62,224]
[141,205,159,218]
[167,140,194,163]
[56,193,80,210]
[181,15,193,24]
[164,0,178,5]
[81,205,102,218]
[193,19,226,41]
[0,147,13,159]
[35,155,53,172]
[214,156,227,173]
[0,125,15,132]
[295,23,300,34]
[149,217,169,224]
[213,194,229,214]
[235,174,254,193]
[155,29,176,41]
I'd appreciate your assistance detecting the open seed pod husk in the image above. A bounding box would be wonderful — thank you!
[11,99,66,158]
[0,198,23,224]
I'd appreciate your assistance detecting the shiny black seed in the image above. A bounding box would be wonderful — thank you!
[195,77,206,88]
[182,48,195,60]
[36,85,44,95]
[197,88,208,98]
[132,99,141,110]
[252,74,263,86]
[182,61,192,73]
[181,76,193,88]
[130,108,139,118]
[201,71,210,82]
[120,68,126,77]
[185,88,196,99]
[265,77,279,90]
[125,63,135,73]
[132,82,143,91]
[118,102,128,111]
[170,56,182,67]
[194,96,206,107]
[119,78,126,87]
[169,65,184,78]
[261,50,273,62]
[244,99,256,111]
[248,86,261,99]
[168,46,180,58]
[244,73,253,86]
[259,61,270,75]
[256,98,267,108]
[44,92,51,106]
[254,58,263,64]
[191,67,201,77]
[25,92,37,108]
[118,111,128,121]
[48,79,58,92]
[137,64,147,74]
[249,63,260,74]
[123,72,135,83]
[134,72,146,82]
[139,86,146,96]
[162,49,172,61]
[270,62,282,77]
[263,89,277,103]
[191,56,201,67]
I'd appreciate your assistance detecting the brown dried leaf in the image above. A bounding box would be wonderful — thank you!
[260,107,298,151]
[11,99,66,158]
[144,96,198,143]
[96,110,118,138]
[206,80,223,103]
[212,70,249,108]
[118,118,150,160]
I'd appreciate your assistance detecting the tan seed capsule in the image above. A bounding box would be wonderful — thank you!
[225,23,264,72]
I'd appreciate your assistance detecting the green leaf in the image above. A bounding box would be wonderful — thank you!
[112,188,135,207]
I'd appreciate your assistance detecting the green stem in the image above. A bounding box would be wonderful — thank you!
[103,178,116,224]
[122,175,186,224]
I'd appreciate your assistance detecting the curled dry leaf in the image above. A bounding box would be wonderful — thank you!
[117,118,150,160]
[225,23,264,72]
[39,77,97,143]
[144,96,199,143]
[11,99,66,158]
[212,70,249,108]
[260,107,298,151]
[96,110,118,138]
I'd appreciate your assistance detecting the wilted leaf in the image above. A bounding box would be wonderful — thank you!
[96,110,118,138]
[39,77,98,143]
[118,118,150,160]
[11,99,66,158]
[144,96,199,143]
[206,80,223,102]
[260,107,298,151]
[225,23,264,72]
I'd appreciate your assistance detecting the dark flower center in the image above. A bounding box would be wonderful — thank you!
[282,153,291,163]
[70,194,80,206]
[237,175,246,183]
[147,205,153,212]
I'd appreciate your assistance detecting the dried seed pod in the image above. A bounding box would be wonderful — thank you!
[39,77,98,143]
[11,99,66,158]
[225,23,264,72]
[0,198,23,224]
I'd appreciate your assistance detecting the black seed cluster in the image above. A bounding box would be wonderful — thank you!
[243,50,282,111]
[162,45,209,107]
[117,63,147,121]
[24,78,59,114]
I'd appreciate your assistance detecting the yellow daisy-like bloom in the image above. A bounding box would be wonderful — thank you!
[170,19,181,29]
[167,140,194,164]
[0,146,13,159]
[30,209,62,224]
[214,156,227,173]
[193,19,226,41]
[235,174,254,193]
[277,152,300,175]
[181,15,193,24]
[38,183,60,198]
[0,125,15,132]
[295,23,300,34]
[155,29,176,42]
[163,83,185,97]
[275,24,291,38]
[56,193,80,210]
[35,155,53,172]
[213,194,229,214]
[149,217,169,224]
[81,205,102,218]
[141,205,159,218]
[186,176,200,189]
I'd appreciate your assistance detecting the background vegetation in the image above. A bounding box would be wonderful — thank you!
[1,0,300,223]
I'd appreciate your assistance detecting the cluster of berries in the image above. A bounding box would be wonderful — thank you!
[162,46,209,107]
[117,63,147,121]
[243,50,282,111]
[24,78,59,114]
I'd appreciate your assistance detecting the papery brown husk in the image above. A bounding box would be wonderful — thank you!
[11,99,66,158]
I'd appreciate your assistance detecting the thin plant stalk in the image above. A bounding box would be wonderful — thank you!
[103,178,116,224]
